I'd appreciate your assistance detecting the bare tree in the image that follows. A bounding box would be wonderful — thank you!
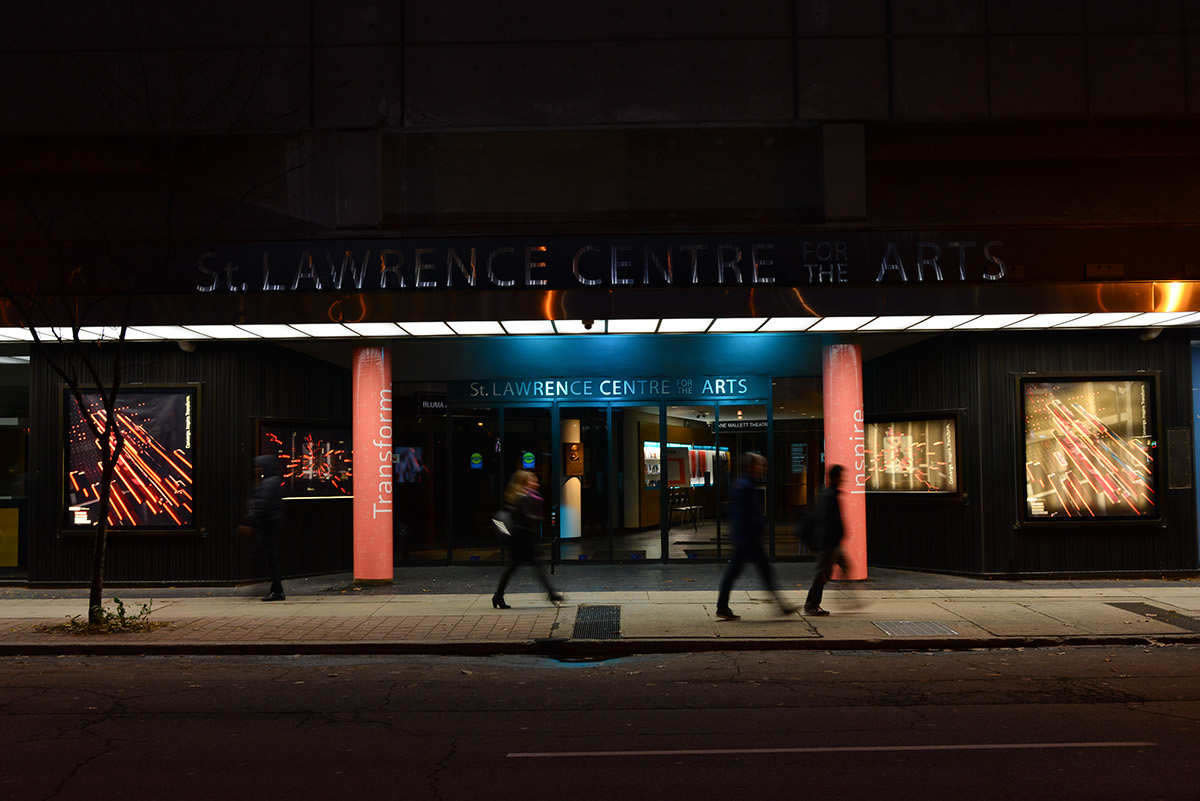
[0,2,343,621]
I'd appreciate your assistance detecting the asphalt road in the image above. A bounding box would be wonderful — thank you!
[3,645,1199,800]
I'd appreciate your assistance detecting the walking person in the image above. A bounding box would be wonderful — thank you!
[492,470,563,609]
[245,454,286,601]
[804,464,850,616]
[716,452,797,620]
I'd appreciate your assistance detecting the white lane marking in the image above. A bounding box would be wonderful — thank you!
[508,741,1156,758]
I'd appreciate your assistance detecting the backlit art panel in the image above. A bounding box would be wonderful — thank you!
[259,421,352,498]
[865,419,957,492]
[1023,379,1156,519]
[65,388,196,528]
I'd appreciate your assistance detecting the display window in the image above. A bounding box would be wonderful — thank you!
[63,386,197,529]
[865,417,958,493]
[1022,377,1158,520]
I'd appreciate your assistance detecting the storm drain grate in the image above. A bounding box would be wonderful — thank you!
[572,605,621,639]
[1107,602,1200,633]
[873,620,959,636]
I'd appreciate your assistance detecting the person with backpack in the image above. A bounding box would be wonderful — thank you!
[804,464,850,616]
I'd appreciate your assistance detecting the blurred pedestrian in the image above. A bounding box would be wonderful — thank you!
[244,454,286,601]
[716,452,797,620]
[492,470,563,609]
[804,464,850,616]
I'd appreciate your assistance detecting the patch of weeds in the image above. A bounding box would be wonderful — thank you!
[37,597,169,635]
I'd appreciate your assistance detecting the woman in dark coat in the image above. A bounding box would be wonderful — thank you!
[492,470,562,609]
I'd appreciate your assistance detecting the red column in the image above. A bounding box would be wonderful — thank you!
[822,343,867,580]
[353,346,393,582]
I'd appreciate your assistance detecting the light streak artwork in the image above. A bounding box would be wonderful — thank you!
[1024,380,1155,518]
[64,390,195,527]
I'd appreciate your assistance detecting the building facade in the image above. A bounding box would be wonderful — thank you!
[2,1,1199,583]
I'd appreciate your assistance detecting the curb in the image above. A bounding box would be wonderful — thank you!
[2,633,1199,658]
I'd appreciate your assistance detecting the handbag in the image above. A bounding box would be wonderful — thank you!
[492,508,514,540]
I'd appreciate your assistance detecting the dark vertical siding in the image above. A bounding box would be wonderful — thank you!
[27,341,352,584]
[865,329,1197,576]
[864,335,983,573]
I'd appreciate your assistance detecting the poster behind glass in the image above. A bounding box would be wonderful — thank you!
[865,418,957,492]
[259,421,352,498]
[1023,379,1156,519]
[64,387,196,528]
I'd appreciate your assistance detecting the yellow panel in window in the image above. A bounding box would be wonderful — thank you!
[0,508,17,567]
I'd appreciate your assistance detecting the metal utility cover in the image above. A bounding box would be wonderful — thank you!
[572,605,621,639]
[873,620,959,636]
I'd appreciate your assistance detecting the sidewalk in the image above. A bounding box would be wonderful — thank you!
[2,565,1200,656]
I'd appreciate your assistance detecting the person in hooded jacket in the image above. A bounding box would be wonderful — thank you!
[246,454,286,601]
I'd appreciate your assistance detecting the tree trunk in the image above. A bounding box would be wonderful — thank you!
[87,443,118,623]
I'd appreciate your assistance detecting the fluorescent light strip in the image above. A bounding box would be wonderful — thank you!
[707,318,766,332]
[657,318,713,333]
[344,322,407,336]
[448,321,507,335]
[501,320,556,335]
[1053,312,1140,328]
[1104,312,1197,327]
[909,315,979,330]
[0,356,29,364]
[955,314,1033,329]
[608,319,660,333]
[131,326,210,340]
[186,325,259,339]
[1162,312,1200,326]
[808,316,876,332]
[1005,313,1087,329]
[398,322,455,337]
[758,318,818,332]
[0,328,33,341]
[859,316,930,331]
[288,323,357,337]
[241,324,307,338]
[554,320,606,334]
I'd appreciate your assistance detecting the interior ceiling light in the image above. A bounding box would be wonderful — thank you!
[500,320,556,335]
[398,322,455,336]
[344,322,406,336]
[808,316,876,331]
[554,320,606,334]
[1053,312,1141,328]
[657,318,713,333]
[859,316,930,331]
[0,356,28,364]
[758,318,818,332]
[956,314,1033,329]
[1005,313,1087,328]
[447,321,507,335]
[707,318,766,332]
[908,315,979,330]
[288,323,358,337]
[185,325,258,339]
[608,319,660,333]
[240,324,307,338]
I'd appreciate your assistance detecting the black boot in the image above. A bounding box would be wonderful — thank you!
[492,593,510,609]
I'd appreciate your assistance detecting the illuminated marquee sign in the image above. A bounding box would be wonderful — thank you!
[193,232,1010,294]
[451,376,769,403]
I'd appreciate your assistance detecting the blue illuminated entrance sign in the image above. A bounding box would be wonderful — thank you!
[450,376,768,403]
